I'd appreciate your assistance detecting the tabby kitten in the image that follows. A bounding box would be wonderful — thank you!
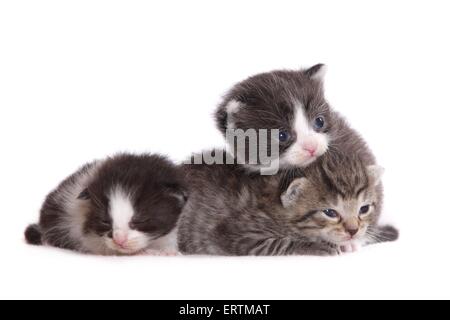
[178,152,398,256]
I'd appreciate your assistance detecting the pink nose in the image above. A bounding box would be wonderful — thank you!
[304,147,316,156]
[113,232,128,247]
[302,139,318,156]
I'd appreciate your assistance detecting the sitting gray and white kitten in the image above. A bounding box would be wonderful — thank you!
[178,152,398,256]
[215,64,374,170]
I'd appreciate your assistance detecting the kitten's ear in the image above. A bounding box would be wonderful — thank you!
[77,188,91,200]
[281,178,310,208]
[367,165,385,186]
[304,63,327,81]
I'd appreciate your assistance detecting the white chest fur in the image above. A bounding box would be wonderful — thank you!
[144,228,179,256]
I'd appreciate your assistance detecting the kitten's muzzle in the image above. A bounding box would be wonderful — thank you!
[112,231,129,248]
[345,228,359,237]
[301,139,318,157]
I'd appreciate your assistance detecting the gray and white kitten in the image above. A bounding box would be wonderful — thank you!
[215,64,375,170]
[25,153,187,255]
[178,152,398,256]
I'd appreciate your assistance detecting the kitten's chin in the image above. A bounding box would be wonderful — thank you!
[294,156,318,167]
[280,152,322,169]
[326,236,364,249]
[104,238,149,256]
[113,247,145,255]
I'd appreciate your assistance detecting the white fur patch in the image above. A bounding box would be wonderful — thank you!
[225,100,243,130]
[63,161,104,252]
[225,99,242,114]
[293,106,311,137]
[280,102,328,168]
[109,188,135,231]
[146,228,179,255]
[106,188,150,254]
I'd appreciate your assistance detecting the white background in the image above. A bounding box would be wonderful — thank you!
[1,0,449,300]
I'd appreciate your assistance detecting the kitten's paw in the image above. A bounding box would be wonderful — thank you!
[143,249,181,256]
[365,225,400,246]
[142,249,160,256]
[161,250,182,257]
[340,243,360,253]
[378,225,399,242]
[313,244,341,256]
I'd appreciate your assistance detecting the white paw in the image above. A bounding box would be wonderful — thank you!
[340,242,360,254]
[160,250,181,257]
[351,242,361,252]
[142,249,181,256]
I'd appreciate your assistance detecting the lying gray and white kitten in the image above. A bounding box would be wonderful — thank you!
[25,153,187,255]
[178,152,398,256]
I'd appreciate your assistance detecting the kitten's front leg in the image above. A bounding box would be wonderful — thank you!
[292,241,341,256]
[245,237,340,256]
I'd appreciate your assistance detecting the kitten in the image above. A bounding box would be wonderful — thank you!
[215,64,375,171]
[178,152,398,256]
[25,154,187,255]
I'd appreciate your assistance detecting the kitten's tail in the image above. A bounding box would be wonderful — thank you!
[25,224,43,245]
[365,225,399,245]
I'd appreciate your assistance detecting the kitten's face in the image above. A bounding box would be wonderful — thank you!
[81,186,185,255]
[216,65,331,169]
[281,163,384,246]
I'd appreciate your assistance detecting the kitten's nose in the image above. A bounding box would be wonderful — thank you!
[302,139,318,156]
[346,228,359,237]
[113,231,128,247]
[304,147,316,156]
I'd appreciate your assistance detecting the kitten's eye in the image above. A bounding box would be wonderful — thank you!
[279,130,290,143]
[131,218,152,227]
[359,205,371,215]
[322,209,339,219]
[314,117,325,130]
[100,218,110,226]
